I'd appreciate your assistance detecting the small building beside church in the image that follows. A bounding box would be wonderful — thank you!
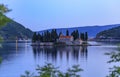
[74,39,83,45]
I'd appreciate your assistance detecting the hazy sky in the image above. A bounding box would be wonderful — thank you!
[0,0,120,31]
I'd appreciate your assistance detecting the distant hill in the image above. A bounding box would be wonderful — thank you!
[96,26,120,38]
[38,24,120,38]
[0,20,33,40]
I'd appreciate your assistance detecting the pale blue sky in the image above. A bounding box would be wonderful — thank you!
[0,0,120,31]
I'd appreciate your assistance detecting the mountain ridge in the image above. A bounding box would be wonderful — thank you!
[96,26,120,39]
[38,24,120,37]
[0,20,33,40]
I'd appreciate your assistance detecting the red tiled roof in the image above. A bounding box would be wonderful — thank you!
[59,36,73,39]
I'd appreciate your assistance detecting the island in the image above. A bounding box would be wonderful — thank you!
[31,29,90,46]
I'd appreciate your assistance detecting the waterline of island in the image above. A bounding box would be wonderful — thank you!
[31,42,101,46]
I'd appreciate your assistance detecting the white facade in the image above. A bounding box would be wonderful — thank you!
[57,35,84,45]
[74,39,83,45]
[57,35,74,45]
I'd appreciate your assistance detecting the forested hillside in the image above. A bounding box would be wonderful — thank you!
[96,26,120,38]
[0,20,33,40]
[38,24,120,37]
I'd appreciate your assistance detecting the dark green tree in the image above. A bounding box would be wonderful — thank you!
[34,30,58,42]
[71,30,79,40]
[50,29,58,42]
[21,63,83,77]
[75,30,79,39]
[51,29,54,42]
[80,33,85,41]
[105,46,120,77]
[0,4,11,26]
[71,31,76,40]
[66,29,69,36]
[45,31,49,42]
[43,31,47,42]
[0,4,11,64]
[37,33,42,42]
[32,32,37,42]
[85,32,88,41]
[41,33,44,42]
[54,29,58,41]
[59,32,62,37]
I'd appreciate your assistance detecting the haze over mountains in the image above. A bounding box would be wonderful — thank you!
[0,16,120,40]
[38,24,120,38]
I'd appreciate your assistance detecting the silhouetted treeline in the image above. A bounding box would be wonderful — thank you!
[80,32,88,41]
[71,30,88,41]
[32,29,88,42]
[32,29,58,42]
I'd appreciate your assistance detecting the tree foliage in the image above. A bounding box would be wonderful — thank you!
[0,4,11,26]
[0,57,2,64]
[32,32,37,42]
[32,29,58,42]
[66,29,69,36]
[96,26,120,39]
[80,33,84,41]
[21,63,83,77]
[80,32,88,41]
[107,66,120,77]
[85,32,88,41]
[71,30,88,41]
[0,4,11,64]
[33,29,89,42]
[71,30,79,40]
[106,46,120,77]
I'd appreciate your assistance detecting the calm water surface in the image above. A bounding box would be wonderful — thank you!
[0,42,119,77]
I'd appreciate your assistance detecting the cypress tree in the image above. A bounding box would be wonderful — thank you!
[76,30,79,39]
[46,30,50,42]
[37,33,41,41]
[59,32,62,37]
[80,33,85,41]
[71,30,76,40]
[66,30,69,36]
[54,29,58,42]
[41,33,44,42]
[44,31,47,42]
[51,29,55,42]
[32,32,37,42]
[85,32,88,41]
[71,30,79,40]
[43,31,46,42]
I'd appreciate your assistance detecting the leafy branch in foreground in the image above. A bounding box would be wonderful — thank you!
[0,4,11,64]
[0,4,11,14]
[105,51,120,63]
[21,63,83,77]
[0,4,11,26]
[105,46,120,77]
[0,36,3,43]
[106,66,120,77]
[0,57,2,64]
[21,71,34,77]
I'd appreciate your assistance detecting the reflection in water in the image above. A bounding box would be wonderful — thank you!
[16,40,18,55]
[32,46,88,63]
[80,46,88,59]
[25,41,29,54]
[0,42,115,77]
